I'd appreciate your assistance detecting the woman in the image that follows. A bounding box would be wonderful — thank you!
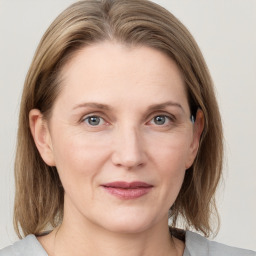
[1,0,255,255]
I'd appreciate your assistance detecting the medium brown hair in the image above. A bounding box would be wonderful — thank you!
[14,0,223,238]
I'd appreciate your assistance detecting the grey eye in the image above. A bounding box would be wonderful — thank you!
[85,116,102,126]
[153,115,168,125]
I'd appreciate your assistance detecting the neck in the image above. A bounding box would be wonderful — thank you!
[39,203,184,256]
[58,221,176,256]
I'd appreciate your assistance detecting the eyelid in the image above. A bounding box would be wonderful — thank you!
[149,116,173,125]
[80,112,110,126]
[84,116,105,126]
[79,110,176,127]
[145,111,176,123]
[144,113,176,130]
[80,111,106,120]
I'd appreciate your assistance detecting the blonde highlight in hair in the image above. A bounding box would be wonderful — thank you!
[14,0,223,238]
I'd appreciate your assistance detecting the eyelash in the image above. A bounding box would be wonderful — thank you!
[82,115,107,127]
[147,114,175,126]
[81,113,176,128]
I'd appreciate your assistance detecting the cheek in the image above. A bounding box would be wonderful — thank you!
[157,154,187,212]
[147,134,191,201]
[50,130,111,189]
[148,132,192,171]
[158,148,187,195]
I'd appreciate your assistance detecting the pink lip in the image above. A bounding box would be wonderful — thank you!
[101,181,153,200]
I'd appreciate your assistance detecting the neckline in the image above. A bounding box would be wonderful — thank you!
[28,230,190,256]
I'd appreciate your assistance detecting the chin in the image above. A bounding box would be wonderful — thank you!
[98,210,160,234]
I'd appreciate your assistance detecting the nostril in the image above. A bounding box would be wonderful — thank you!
[111,154,145,169]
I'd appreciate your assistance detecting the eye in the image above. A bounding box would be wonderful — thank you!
[83,115,105,126]
[148,115,174,126]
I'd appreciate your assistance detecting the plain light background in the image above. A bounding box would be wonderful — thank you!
[0,0,255,251]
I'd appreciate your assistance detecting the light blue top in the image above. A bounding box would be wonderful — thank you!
[0,231,255,256]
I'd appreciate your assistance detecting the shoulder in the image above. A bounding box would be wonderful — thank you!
[0,235,48,256]
[184,231,256,256]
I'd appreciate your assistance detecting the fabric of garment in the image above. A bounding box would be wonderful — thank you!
[0,230,255,256]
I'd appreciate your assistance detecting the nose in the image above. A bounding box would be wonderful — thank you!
[111,125,146,169]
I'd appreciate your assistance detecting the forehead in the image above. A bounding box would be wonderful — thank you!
[56,41,189,112]
[62,42,184,82]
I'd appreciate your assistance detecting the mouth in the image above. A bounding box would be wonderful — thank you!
[101,181,153,200]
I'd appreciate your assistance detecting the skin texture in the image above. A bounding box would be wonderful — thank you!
[29,42,204,256]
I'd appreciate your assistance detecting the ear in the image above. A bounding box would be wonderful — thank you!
[185,109,204,169]
[29,109,55,166]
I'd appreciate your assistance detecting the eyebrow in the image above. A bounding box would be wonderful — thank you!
[147,101,184,113]
[72,102,112,111]
[72,101,184,112]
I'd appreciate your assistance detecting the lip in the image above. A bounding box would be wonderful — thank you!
[101,181,153,200]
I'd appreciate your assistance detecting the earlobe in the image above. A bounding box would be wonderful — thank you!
[185,109,204,169]
[29,109,55,166]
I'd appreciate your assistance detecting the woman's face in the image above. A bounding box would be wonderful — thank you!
[32,42,202,234]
